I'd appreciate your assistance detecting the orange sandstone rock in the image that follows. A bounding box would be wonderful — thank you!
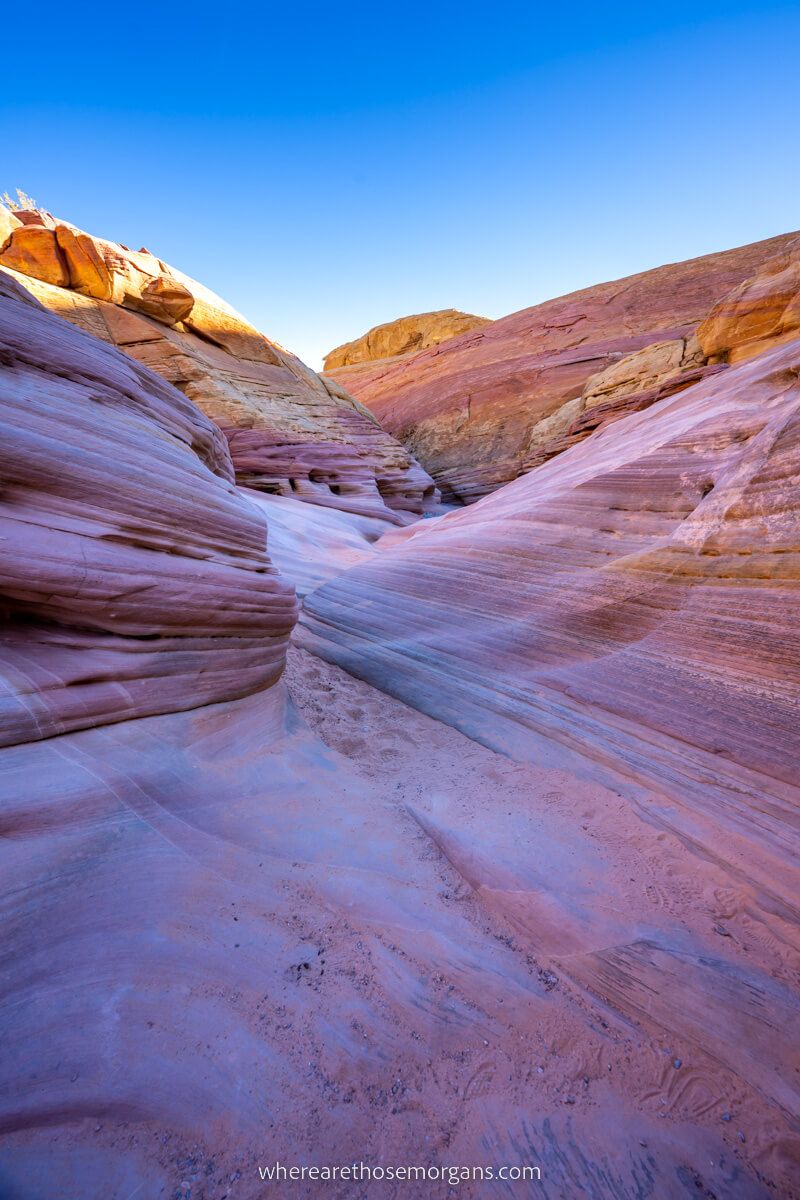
[324,308,491,370]
[697,237,800,363]
[0,224,69,287]
[328,233,799,501]
[54,224,195,322]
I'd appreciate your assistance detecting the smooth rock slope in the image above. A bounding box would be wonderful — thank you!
[303,334,800,832]
[0,270,296,744]
[2,271,781,1199]
[300,335,800,1187]
[327,232,799,501]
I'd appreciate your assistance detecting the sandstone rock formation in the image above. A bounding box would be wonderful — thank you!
[698,235,800,364]
[524,334,727,469]
[0,269,297,745]
[1,248,796,1199]
[245,490,393,596]
[0,208,437,523]
[326,232,799,501]
[303,334,800,819]
[323,308,491,372]
[299,337,800,1191]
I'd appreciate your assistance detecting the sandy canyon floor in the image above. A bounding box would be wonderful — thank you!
[280,644,791,1199]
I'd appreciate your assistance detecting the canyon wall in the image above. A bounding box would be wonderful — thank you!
[326,232,799,501]
[0,271,756,1200]
[303,332,800,833]
[0,209,437,523]
[2,235,797,1197]
[301,331,800,1190]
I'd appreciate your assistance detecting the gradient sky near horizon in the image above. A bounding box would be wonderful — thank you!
[4,2,799,368]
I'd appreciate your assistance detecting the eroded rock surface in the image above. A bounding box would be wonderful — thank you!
[0,273,795,1197]
[303,335,800,820]
[300,340,800,1127]
[698,236,800,364]
[327,232,799,501]
[0,270,296,744]
[525,334,727,469]
[1,209,437,523]
[4,665,780,1200]
[323,308,491,371]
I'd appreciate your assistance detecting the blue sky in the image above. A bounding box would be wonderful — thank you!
[4,2,799,367]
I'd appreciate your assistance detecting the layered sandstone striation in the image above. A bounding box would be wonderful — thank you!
[301,334,800,900]
[327,232,799,501]
[0,269,297,744]
[524,334,727,468]
[529,235,800,468]
[300,338,800,1182]
[0,208,437,523]
[1,248,797,1198]
[323,308,491,371]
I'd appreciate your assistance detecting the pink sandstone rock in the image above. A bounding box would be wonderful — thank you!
[326,232,800,501]
[301,333,800,929]
[0,269,296,745]
[3,675,779,1199]
[243,490,394,596]
[0,269,792,1196]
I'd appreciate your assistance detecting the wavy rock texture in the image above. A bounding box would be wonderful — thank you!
[327,232,799,501]
[0,269,296,744]
[0,210,437,523]
[300,339,800,1169]
[323,308,491,370]
[302,335,800,830]
[0,273,795,1197]
[4,676,779,1200]
[243,490,395,597]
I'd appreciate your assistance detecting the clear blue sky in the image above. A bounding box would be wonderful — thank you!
[4,2,799,367]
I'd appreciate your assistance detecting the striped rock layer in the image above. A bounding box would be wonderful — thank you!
[327,231,799,501]
[0,269,296,744]
[0,209,437,524]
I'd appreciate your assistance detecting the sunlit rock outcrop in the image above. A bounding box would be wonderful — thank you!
[0,209,437,523]
[326,232,799,501]
[324,308,491,371]
[698,235,800,364]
